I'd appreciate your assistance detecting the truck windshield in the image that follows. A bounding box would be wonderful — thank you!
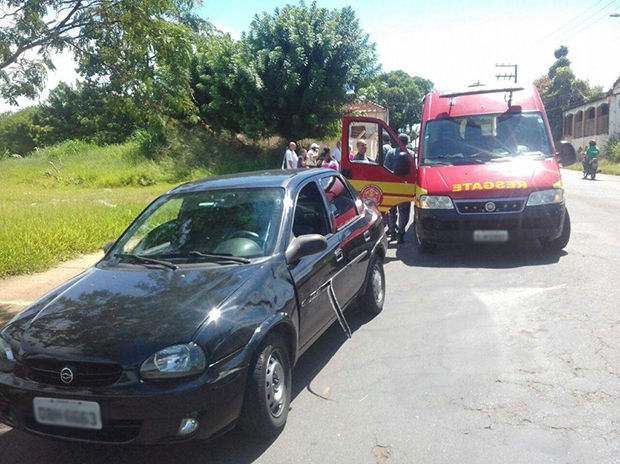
[422,112,553,166]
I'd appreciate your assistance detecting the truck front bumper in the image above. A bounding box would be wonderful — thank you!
[415,203,566,244]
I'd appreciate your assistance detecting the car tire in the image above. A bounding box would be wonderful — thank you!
[414,220,437,254]
[358,255,386,315]
[540,210,571,252]
[239,334,292,438]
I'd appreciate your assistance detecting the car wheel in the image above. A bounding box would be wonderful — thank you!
[540,210,571,252]
[414,220,436,254]
[239,334,292,438]
[358,255,385,315]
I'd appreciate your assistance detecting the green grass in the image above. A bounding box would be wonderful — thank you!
[0,137,279,278]
[567,159,620,176]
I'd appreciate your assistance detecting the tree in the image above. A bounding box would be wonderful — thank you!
[359,71,433,133]
[0,0,206,116]
[534,46,603,141]
[0,107,38,155]
[193,2,379,141]
[31,81,142,146]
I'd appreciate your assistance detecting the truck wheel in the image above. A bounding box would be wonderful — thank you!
[414,221,436,254]
[239,333,291,438]
[540,210,571,252]
[358,255,385,315]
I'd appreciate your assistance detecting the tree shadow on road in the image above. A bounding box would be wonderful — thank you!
[385,226,567,269]
[0,306,377,464]
[0,304,18,329]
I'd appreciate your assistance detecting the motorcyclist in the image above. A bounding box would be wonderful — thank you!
[583,139,600,169]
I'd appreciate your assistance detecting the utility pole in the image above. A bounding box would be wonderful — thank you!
[495,63,518,83]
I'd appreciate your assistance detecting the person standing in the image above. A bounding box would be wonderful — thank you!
[321,149,339,171]
[283,142,298,170]
[307,143,320,167]
[387,134,412,244]
[297,148,309,168]
[332,140,342,164]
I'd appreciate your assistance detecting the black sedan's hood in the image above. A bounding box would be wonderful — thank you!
[7,264,260,367]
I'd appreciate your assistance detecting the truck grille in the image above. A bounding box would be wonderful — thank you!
[423,218,519,231]
[24,358,123,388]
[455,198,526,214]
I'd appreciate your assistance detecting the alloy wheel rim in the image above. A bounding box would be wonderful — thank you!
[265,352,286,418]
[371,264,384,304]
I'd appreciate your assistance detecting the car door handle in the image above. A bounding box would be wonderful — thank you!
[335,248,344,262]
[364,230,371,242]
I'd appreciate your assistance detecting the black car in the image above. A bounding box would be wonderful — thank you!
[0,169,387,444]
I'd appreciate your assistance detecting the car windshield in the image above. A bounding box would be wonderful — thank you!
[106,188,285,264]
[422,112,553,166]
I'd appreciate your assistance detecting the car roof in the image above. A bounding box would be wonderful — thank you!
[423,83,544,120]
[167,169,330,195]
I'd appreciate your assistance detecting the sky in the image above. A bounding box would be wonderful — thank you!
[3,0,620,112]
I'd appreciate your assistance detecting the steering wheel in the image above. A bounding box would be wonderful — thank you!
[226,230,262,242]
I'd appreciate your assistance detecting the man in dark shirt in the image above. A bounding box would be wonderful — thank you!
[353,140,368,161]
[387,134,412,244]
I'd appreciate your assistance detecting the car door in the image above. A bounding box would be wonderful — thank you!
[341,116,417,213]
[288,179,345,349]
[318,173,372,308]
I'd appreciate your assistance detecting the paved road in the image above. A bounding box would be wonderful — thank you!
[2,169,620,463]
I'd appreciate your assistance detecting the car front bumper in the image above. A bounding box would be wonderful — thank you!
[415,203,566,244]
[0,358,248,444]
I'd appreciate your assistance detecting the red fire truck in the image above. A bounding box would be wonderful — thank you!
[341,84,577,252]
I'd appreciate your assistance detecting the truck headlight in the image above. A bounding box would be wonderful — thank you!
[0,337,15,372]
[419,195,454,210]
[140,343,206,380]
[526,189,564,206]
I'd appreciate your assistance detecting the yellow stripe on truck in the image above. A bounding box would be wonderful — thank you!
[349,180,416,196]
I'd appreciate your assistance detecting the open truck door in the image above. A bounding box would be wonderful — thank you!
[341,117,417,213]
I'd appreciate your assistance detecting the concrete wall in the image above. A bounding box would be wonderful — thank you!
[562,91,618,154]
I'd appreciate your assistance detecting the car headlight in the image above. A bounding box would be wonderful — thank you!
[527,189,564,206]
[0,337,15,372]
[140,343,206,380]
[419,195,454,210]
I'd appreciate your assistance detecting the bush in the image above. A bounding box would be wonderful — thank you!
[0,107,38,155]
[604,135,620,163]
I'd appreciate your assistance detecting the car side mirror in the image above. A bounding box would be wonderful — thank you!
[558,141,577,167]
[285,234,327,264]
[103,241,115,254]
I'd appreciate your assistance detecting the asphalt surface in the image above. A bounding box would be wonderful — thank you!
[2,169,620,463]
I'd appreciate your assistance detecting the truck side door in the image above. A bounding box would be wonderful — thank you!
[341,116,417,213]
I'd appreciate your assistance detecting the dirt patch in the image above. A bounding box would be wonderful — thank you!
[372,445,391,463]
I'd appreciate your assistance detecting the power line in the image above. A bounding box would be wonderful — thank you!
[551,0,620,44]
[534,0,605,45]
[556,0,620,43]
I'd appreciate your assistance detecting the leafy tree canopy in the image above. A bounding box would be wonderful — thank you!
[32,81,142,146]
[534,45,603,141]
[193,1,379,141]
[0,0,206,123]
[359,70,433,133]
[0,106,38,155]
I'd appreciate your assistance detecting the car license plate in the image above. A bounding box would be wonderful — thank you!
[34,398,102,430]
[473,230,509,242]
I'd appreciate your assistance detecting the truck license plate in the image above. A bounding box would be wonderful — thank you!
[473,230,509,242]
[34,398,102,430]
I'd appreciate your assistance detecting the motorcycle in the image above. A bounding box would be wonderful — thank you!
[583,157,599,180]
